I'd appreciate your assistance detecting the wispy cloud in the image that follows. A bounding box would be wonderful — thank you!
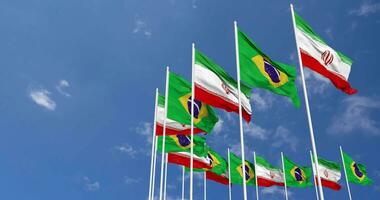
[83,176,100,191]
[213,118,224,134]
[244,123,269,140]
[301,69,330,95]
[29,88,56,111]
[136,122,153,143]
[191,0,198,9]
[56,79,71,97]
[328,96,380,135]
[250,91,275,111]
[325,28,333,40]
[261,187,292,197]
[272,126,299,152]
[349,1,380,16]
[132,19,152,37]
[114,143,138,158]
[124,176,141,184]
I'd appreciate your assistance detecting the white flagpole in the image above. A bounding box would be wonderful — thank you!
[340,146,353,200]
[148,88,159,200]
[204,171,207,200]
[310,150,320,200]
[190,43,195,200]
[290,4,325,200]
[151,135,158,200]
[182,166,185,200]
[164,153,168,200]
[159,66,170,200]
[233,20,248,200]
[281,152,288,200]
[228,148,232,200]
[253,152,259,200]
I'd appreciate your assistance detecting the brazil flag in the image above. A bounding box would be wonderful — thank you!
[157,135,209,157]
[184,149,228,175]
[229,152,255,185]
[168,72,219,133]
[342,151,373,185]
[238,28,300,107]
[283,155,312,187]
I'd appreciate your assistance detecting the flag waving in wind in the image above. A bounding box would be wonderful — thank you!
[342,151,373,185]
[293,11,357,94]
[194,49,252,122]
[237,28,301,107]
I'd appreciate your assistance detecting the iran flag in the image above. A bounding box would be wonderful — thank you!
[167,152,212,170]
[156,94,204,136]
[293,11,357,95]
[255,155,284,187]
[194,49,252,122]
[314,157,342,190]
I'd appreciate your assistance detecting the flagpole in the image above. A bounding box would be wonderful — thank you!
[290,4,325,200]
[152,135,158,200]
[148,88,159,200]
[234,20,248,200]
[159,66,170,200]
[182,166,185,200]
[163,153,168,200]
[310,150,320,200]
[253,151,259,200]
[340,146,353,200]
[281,152,288,200]
[204,171,207,200]
[228,148,232,200]
[190,42,195,200]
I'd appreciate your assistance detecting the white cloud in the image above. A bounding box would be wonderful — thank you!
[56,79,71,97]
[83,176,100,191]
[261,187,292,198]
[250,91,275,111]
[133,19,152,37]
[244,123,269,140]
[301,68,330,94]
[328,96,380,135]
[29,88,56,111]
[124,177,141,184]
[114,143,138,158]
[213,118,223,134]
[349,1,380,16]
[271,126,298,152]
[136,122,153,143]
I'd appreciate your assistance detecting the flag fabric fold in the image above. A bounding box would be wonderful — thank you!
[229,152,256,185]
[294,12,357,94]
[194,49,252,122]
[314,157,342,190]
[168,72,219,133]
[283,156,312,187]
[237,28,301,107]
[255,155,284,187]
[342,151,373,185]
[168,152,212,170]
[157,135,209,156]
[156,94,204,136]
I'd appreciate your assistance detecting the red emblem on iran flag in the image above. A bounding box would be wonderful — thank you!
[321,50,334,65]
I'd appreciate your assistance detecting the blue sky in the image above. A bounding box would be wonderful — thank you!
[0,0,379,199]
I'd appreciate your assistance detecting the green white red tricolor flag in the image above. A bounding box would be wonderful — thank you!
[156,94,204,136]
[255,155,284,187]
[313,157,342,190]
[294,12,357,94]
[168,152,212,170]
[194,49,252,122]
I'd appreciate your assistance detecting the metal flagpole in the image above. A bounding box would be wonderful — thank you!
[164,153,168,200]
[182,166,185,200]
[204,171,207,200]
[159,66,170,200]
[151,135,158,200]
[228,148,232,200]
[310,151,320,200]
[253,152,259,200]
[190,43,195,200]
[281,152,288,200]
[148,88,159,200]
[290,4,325,200]
[233,20,248,200]
[340,146,353,200]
